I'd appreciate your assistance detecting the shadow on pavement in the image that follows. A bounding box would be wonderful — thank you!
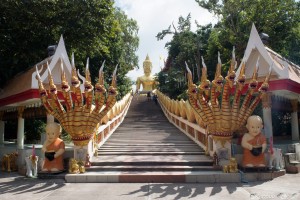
[0,172,65,195]
[123,183,241,199]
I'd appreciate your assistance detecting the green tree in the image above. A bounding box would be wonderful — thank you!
[157,14,202,87]
[157,1,300,99]
[0,0,139,98]
[110,8,139,99]
[157,15,217,97]
[195,0,300,65]
[25,119,46,143]
[157,68,187,100]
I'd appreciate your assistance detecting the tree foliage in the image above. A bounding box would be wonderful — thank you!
[195,0,300,64]
[0,0,139,98]
[25,119,46,143]
[157,0,300,99]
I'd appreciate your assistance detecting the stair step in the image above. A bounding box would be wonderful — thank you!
[88,96,218,179]
[86,165,217,172]
[97,152,205,156]
[101,144,199,147]
[98,149,204,152]
[90,161,213,166]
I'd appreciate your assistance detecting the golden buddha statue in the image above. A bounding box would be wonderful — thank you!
[136,55,157,93]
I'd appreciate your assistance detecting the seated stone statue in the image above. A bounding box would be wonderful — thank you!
[136,54,157,93]
[41,122,65,172]
[241,115,267,167]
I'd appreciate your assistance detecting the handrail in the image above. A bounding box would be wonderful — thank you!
[156,91,211,155]
[84,93,133,158]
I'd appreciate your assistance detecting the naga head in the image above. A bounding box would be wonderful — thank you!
[84,58,94,95]
[258,62,272,95]
[248,57,260,94]
[95,60,106,94]
[60,58,70,92]
[199,57,211,98]
[185,62,198,99]
[236,60,246,91]
[107,64,118,98]
[225,47,236,88]
[36,65,47,97]
[71,53,81,90]
[212,52,224,92]
[47,62,58,95]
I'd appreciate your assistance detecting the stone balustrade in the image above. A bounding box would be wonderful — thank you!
[81,93,133,159]
[156,91,210,154]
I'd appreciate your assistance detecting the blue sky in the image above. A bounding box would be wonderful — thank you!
[114,0,217,82]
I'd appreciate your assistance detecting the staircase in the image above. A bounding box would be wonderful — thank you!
[66,95,222,183]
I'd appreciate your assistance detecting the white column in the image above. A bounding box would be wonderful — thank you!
[17,107,25,149]
[291,100,299,141]
[0,120,5,144]
[17,117,25,149]
[262,93,273,138]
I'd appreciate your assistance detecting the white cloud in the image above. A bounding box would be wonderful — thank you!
[114,0,217,82]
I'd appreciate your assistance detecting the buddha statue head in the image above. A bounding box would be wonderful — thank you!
[143,55,152,76]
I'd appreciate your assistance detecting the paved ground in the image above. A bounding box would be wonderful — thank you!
[1,172,299,200]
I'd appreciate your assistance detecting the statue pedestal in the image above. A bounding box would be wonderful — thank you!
[211,136,232,166]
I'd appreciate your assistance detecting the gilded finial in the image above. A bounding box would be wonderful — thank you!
[111,64,118,87]
[215,52,222,79]
[230,47,236,72]
[85,58,91,83]
[47,61,55,86]
[239,57,246,76]
[146,54,150,61]
[201,57,208,82]
[71,53,78,78]
[98,60,105,85]
[185,62,193,86]
[252,57,260,80]
[36,65,45,90]
[60,58,67,83]
[143,54,152,67]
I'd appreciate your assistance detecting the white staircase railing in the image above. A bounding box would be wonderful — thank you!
[157,91,212,155]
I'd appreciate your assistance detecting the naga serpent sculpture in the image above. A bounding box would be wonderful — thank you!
[186,47,271,146]
[36,54,118,146]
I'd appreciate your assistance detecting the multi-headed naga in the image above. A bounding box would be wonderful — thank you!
[36,54,118,146]
[186,48,271,146]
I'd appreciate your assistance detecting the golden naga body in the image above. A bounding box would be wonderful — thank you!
[36,55,118,146]
[186,48,271,140]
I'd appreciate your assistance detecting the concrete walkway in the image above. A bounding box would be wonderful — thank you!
[1,172,299,200]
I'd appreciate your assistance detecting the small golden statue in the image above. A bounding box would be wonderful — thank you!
[77,161,86,173]
[229,157,238,173]
[1,152,18,172]
[69,158,80,174]
[136,54,157,93]
[223,158,238,173]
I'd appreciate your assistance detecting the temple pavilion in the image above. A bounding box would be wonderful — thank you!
[236,24,300,144]
[0,36,75,150]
